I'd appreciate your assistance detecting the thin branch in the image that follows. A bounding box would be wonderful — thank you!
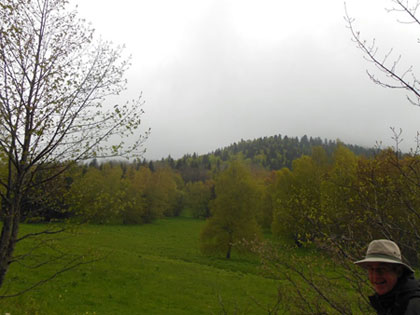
[0,256,101,299]
[16,227,66,243]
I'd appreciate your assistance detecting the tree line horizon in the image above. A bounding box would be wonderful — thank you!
[10,131,420,270]
[9,132,409,227]
[128,133,378,169]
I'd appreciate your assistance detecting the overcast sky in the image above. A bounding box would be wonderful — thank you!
[72,0,420,160]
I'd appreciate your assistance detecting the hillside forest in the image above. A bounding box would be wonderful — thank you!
[9,134,420,259]
[11,135,371,225]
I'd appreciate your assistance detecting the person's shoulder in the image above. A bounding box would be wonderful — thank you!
[405,296,420,315]
[401,276,420,314]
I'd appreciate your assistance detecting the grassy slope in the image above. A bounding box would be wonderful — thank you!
[0,218,280,314]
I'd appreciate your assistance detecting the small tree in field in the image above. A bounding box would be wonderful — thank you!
[200,160,261,259]
[0,0,148,292]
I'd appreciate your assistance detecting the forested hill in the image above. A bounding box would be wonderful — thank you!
[153,134,377,182]
[210,135,375,169]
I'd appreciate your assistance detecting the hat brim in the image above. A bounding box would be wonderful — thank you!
[354,257,414,273]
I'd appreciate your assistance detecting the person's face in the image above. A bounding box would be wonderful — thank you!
[366,262,399,295]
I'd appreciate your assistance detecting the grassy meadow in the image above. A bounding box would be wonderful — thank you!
[0,218,287,314]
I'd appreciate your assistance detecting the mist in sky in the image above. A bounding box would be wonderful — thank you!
[73,0,420,160]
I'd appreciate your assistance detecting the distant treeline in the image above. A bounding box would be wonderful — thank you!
[153,134,377,182]
[9,134,420,264]
[13,134,379,225]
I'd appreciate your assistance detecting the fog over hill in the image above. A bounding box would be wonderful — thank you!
[73,0,420,160]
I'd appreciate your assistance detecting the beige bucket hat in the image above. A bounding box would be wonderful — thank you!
[354,239,414,273]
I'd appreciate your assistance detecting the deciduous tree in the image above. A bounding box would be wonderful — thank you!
[200,160,261,259]
[68,163,126,224]
[0,0,148,291]
[184,180,213,219]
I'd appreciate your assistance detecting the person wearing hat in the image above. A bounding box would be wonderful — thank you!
[355,239,420,314]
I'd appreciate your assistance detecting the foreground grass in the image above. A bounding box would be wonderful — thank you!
[0,218,281,314]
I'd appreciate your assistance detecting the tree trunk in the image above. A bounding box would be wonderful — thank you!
[226,232,233,259]
[0,203,21,288]
[226,243,231,259]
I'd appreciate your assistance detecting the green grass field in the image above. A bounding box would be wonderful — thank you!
[0,218,283,314]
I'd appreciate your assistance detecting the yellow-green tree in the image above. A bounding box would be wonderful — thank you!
[200,161,261,259]
[183,180,213,218]
[120,165,148,224]
[145,167,183,219]
[67,164,126,224]
[0,0,148,289]
[257,171,276,229]
[354,149,420,264]
[320,144,359,238]
[271,153,325,245]
[270,167,295,240]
